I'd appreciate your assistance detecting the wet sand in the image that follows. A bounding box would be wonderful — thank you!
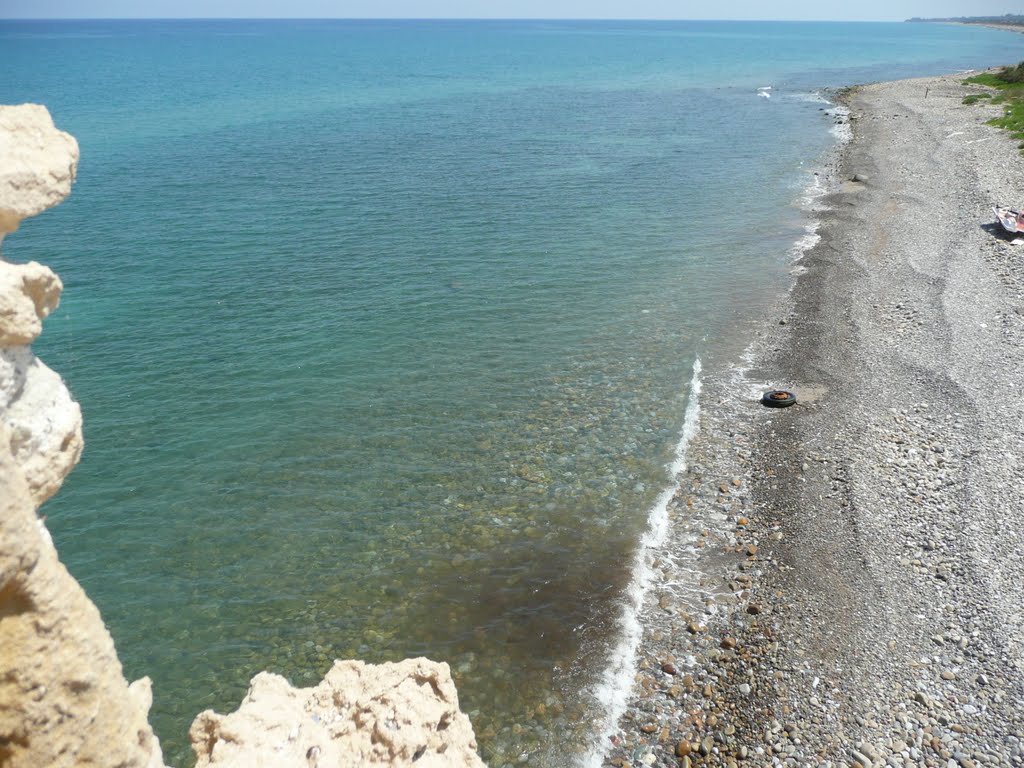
[603,71,1024,767]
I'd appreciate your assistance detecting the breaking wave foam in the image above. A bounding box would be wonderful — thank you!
[580,357,703,768]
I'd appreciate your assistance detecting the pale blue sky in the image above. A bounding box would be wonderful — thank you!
[1,0,1023,22]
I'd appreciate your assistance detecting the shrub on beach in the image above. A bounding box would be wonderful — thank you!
[964,72,1019,89]
[998,62,1024,83]
[965,62,1024,86]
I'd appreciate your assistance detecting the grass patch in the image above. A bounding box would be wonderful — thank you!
[965,72,1011,89]
[962,64,1024,148]
[991,99,1024,142]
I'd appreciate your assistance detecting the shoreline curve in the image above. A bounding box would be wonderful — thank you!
[603,69,1024,767]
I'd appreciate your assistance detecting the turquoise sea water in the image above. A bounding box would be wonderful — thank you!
[3,19,1023,766]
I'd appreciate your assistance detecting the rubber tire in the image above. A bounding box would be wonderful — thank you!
[761,390,797,408]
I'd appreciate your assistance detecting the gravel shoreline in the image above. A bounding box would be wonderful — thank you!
[602,72,1024,768]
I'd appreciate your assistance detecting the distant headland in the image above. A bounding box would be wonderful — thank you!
[907,14,1024,27]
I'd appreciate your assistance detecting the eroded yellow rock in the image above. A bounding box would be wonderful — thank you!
[190,658,486,767]
[0,104,78,238]
[0,422,165,768]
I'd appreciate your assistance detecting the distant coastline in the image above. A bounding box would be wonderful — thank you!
[908,16,1024,36]
[968,22,1024,35]
[907,14,1024,25]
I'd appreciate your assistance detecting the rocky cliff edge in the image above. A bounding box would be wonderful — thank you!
[0,104,486,768]
[0,103,165,768]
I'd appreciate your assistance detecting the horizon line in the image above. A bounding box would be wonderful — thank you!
[0,15,918,23]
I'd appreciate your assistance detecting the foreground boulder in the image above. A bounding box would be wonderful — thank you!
[190,658,486,768]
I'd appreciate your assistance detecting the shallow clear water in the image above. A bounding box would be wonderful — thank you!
[3,18,1022,767]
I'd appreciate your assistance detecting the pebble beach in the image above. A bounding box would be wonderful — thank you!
[603,71,1024,768]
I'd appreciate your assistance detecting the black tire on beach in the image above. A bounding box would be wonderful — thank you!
[761,390,797,408]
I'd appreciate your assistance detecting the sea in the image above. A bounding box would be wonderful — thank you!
[3,18,1022,767]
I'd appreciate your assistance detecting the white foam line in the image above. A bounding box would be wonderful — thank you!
[829,104,852,143]
[790,221,821,262]
[787,89,830,104]
[579,357,703,768]
[799,92,853,233]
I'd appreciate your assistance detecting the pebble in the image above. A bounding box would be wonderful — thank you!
[700,735,714,756]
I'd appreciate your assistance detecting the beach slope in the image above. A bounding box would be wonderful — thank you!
[607,72,1024,767]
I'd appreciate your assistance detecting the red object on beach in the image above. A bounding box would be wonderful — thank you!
[994,204,1024,234]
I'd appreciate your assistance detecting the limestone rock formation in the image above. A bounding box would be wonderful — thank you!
[1,103,485,768]
[189,658,487,768]
[0,104,78,241]
[0,105,83,506]
[0,259,62,346]
[0,103,165,768]
[0,428,166,768]
[0,345,83,506]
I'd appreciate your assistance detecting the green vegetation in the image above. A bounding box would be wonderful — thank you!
[994,62,1024,84]
[966,72,1012,88]
[963,64,1024,145]
[908,14,1024,25]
